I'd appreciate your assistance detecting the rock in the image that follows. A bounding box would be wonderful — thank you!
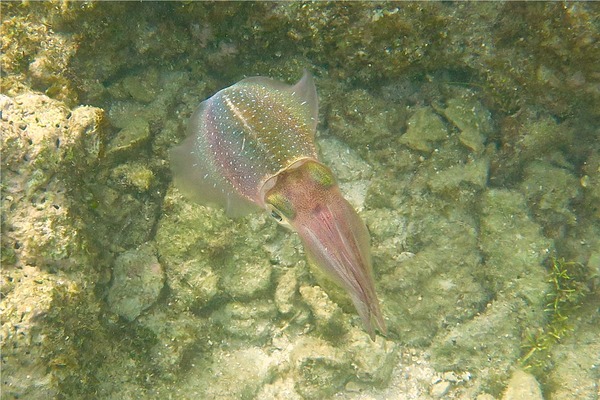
[107,243,165,321]
[345,329,397,386]
[440,93,493,154]
[501,370,543,400]
[110,162,155,192]
[299,284,348,338]
[479,189,553,295]
[194,347,276,399]
[399,107,448,152]
[122,68,159,103]
[67,105,108,164]
[520,161,581,233]
[429,299,524,387]
[319,137,373,182]
[319,137,373,211]
[431,380,451,398]
[428,157,489,195]
[256,378,303,400]
[290,337,351,399]
[212,300,277,341]
[0,266,61,399]
[275,267,298,315]
[105,117,150,156]
[221,259,272,299]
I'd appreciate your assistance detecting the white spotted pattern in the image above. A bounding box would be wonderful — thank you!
[170,72,319,214]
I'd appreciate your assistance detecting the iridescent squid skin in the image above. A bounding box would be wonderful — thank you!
[170,71,386,339]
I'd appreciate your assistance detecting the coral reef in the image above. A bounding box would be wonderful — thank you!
[2,2,598,399]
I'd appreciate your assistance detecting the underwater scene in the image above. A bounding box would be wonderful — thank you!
[1,2,598,399]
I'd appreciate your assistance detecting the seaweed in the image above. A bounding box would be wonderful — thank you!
[520,257,589,374]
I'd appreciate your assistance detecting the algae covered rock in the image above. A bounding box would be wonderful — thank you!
[344,329,397,387]
[581,151,600,219]
[318,137,373,182]
[0,3,80,104]
[426,188,553,392]
[399,107,448,153]
[275,267,299,315]
[105,117,150,156]
[154,187,232,311]
[501,370,543,400]
[0,93,106,269]
[319,137,373,211]
[479,189,553,295]
[212,300,277,342]
[545,302,600,400]
[121,67,160,103]
[221,258,273,300]
[3,2,599,399]
[67,105,109,164]
[430,298,525,392]
[110,162,155,192]
[196,347,277,399]
[107,243,165,321]
[492,112,576,185]
[290,337,351,399]
[257,377,303,400]
[378,204,487,346]
[439,91,494,154]
[0,266,62,399]
[427,157,489,195]
[299,284,348,338]
[326,87,404,151]
[169,259,219,310]
[520,161,581,236]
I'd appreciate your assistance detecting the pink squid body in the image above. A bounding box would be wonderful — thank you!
[170,71,385,339]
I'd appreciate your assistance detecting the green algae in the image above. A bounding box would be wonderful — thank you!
[520,258,590,374]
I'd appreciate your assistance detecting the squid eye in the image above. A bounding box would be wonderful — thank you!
[270,210,283,222]
[265,192,296,220]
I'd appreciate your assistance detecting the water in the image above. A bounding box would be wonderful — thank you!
[1,2,598,399]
